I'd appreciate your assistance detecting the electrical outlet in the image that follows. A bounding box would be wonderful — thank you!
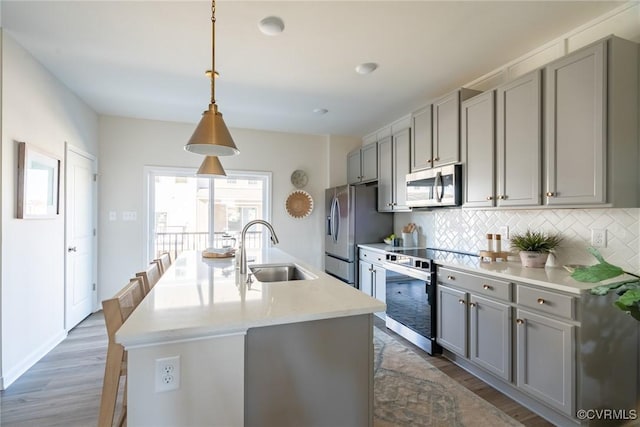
[591,229,607,248]
[155,356,180,392]
[498,226,509,239]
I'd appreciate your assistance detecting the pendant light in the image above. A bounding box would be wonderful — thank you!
[197,156,226,176]
[185,0,239,156]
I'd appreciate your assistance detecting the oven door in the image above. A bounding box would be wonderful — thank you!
[383,262,438,354]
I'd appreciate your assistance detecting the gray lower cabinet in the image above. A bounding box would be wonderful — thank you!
[358,249,386,318]
[438,265,639,426]
[436,284,467,356]
[515,308,574,417]
[469,294,511,381]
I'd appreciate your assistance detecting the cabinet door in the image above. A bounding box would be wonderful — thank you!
[358,260,373,296]
[436,285,467,357]
[347,149,362,185]
[433,91,460,167]
[516,309,575,416]
[545,42,606,205]
[411,106,433,172]
[497,69,542,207]
[462,91,495,207]
[469,294,511,381]
[360,143,378,183]
[377,136,394,212]
[392,128,411,211]
[372,265,386,305]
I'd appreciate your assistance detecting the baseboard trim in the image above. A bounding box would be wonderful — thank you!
[1,330,67,390]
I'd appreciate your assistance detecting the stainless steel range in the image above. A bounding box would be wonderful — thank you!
[383,248,479,355]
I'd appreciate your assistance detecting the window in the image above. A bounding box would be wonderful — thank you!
[145,167,271,262]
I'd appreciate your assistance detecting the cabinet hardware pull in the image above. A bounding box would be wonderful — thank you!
[537,298,545,304]
[434,157,440,161]
[483,284,492,290]
[68,246,77,252]
[497,195,504,200]
[447,275,455,280]
[427,159,432,163]
[546,192,555,197]
[486,196,493,201]
[469,302,477,307]
[368,266,374,272]
[516,319,524,325]
[458,299,466,305]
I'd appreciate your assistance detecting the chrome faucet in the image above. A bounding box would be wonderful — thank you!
[239,220,279,274]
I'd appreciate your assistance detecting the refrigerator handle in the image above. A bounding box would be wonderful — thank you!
[326,214,332,236]
[332,197,339,242]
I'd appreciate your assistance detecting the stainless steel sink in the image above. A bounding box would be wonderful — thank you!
[248,263,316,282]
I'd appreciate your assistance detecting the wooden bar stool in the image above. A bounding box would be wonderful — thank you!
[153,252,172,275]
[98,277,145,427]
[135,262,162,294]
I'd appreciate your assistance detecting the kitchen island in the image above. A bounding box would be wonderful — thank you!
[116,249,384,427]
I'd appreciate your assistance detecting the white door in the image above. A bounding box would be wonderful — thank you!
[65,147,96,330]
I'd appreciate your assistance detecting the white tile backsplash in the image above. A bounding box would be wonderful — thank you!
[395,208,640,274]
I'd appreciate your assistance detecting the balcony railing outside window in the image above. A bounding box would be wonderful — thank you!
[154,231,262,260]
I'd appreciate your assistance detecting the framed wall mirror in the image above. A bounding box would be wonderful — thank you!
[17,142,60,219]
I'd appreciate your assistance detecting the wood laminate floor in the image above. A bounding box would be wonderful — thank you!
[0,312,552,427]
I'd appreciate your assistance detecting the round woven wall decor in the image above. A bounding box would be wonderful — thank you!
[285,190,313,219]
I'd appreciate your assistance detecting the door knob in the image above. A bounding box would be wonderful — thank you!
[68,246,77,252]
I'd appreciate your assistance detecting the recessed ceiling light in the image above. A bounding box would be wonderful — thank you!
[313,108,328,115]
[355,62,378,75]
[258,16,285,36]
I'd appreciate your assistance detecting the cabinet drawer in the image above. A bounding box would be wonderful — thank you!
[359,248,385,265]
[516,285,574,320]
[438,267,511,302]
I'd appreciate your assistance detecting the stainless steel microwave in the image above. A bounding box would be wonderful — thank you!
[406,164,462,208]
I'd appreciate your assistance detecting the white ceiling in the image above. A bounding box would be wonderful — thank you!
[1,1,625,137]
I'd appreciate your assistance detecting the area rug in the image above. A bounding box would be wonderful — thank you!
[373,327,524,427]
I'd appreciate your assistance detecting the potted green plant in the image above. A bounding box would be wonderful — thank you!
[510,229,562,268]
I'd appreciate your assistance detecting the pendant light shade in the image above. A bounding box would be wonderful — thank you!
[185,0,239,157]
[197,155,226,176]
[185,104,239,156]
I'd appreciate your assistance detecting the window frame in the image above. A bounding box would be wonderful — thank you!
[143,166,272,264]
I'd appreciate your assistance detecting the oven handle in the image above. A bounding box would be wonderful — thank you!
[383,261,431,282]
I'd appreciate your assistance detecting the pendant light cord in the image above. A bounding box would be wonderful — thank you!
[210,0,216,106]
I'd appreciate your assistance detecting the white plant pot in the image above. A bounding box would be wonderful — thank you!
[519,251,549,268]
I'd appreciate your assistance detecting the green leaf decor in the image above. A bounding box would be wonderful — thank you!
[571,248,640,321]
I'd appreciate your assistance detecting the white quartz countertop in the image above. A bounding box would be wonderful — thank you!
[116,249,385,348]
[358,243,622,295]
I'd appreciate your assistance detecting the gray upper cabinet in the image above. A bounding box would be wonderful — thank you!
[433,88,482,168]
[544,36,638,207]
[412,89,480,172]
[496,69,542,207]
[544,41,605,205]
[347,143,378,185]
[378,129,411,212]
[461,91,495,208]
[410,106,433,172]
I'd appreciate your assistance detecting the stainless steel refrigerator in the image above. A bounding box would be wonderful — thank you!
[325,185,393,286]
